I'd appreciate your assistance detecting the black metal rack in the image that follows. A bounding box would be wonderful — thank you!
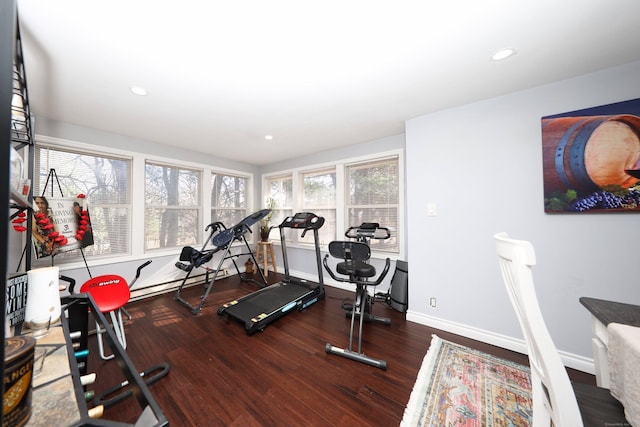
[2,4,168,425]
[59,294,169,427]
[8,4,34,271]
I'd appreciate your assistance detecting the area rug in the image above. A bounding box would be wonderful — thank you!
[400,335,532,427]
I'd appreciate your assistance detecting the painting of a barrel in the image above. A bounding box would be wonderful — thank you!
[542,114,640,212]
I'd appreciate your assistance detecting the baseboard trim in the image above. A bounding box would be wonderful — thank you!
[406,310,595,375]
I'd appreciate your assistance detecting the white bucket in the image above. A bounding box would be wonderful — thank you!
[25,266,61,325]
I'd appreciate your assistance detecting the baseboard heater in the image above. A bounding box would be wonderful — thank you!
[128,268,230,302]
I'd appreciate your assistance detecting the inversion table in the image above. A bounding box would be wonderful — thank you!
[174,209,270,314]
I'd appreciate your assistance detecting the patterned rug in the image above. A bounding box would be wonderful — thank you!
[401,335,532,427]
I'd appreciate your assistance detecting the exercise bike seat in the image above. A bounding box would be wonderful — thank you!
[328,241,376,280]
[80,274,130,313]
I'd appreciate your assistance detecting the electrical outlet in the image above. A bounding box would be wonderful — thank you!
[429,297,437,308]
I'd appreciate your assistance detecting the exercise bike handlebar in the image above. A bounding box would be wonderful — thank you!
[130,259,153,288]
[135,260,152,280]
[322,255,391,287]
[345,223,391,241]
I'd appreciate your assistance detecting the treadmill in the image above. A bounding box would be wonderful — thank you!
[217,212,325,334]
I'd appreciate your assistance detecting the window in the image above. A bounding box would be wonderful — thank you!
[266,175,293,227]
[145,162,200,250]
[211,172,249,227]
[262,152,402,256]
[346,156,399,252]
[301,168,336,245]
[34,145,132,262]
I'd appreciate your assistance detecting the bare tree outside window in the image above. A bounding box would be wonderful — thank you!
[145,162,200,250]
[266,175,293,240]
[302,169,336,246]
[211,173,248,228]
[346,157,399,253]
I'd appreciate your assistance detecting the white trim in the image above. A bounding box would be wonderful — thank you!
[406,311,595,374]
[131,155,146,255]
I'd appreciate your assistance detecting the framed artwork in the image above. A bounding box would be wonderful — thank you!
[542,98,640,212]
[32,196,94,258]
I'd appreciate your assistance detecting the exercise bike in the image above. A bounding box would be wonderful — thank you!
[323,222,391,369]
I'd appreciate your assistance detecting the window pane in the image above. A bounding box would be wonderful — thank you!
[211,173,248,227]
[346,157,399,253]
[266,175,293,230]
[34,145,131,262]
[302,169,336,245]
[145,162,200,250]
[144,208,199,249]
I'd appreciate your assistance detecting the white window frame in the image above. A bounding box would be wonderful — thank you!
[143,160,202,253]
[262,149,404,260]
[299,166,337,247]
[263,173,293,236]
[209,167,255,243]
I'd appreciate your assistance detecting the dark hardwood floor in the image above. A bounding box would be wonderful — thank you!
[84,272,595,426]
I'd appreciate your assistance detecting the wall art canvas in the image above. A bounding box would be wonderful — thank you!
[542,98,640,212]
[32,196,94,258]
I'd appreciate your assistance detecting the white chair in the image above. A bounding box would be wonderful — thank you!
[494,232,628,427]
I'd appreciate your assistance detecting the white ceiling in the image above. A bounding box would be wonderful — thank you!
[16,0,640,165]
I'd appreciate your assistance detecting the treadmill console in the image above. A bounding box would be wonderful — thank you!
[280,212,325,230]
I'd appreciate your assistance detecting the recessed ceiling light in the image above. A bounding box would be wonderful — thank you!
[130,86,147,96]
[265,135,273,140]
[491,47,517,61]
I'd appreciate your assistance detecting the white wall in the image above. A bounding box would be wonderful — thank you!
[405,60,640,372]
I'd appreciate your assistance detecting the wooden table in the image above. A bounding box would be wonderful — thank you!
[579,296,640,388]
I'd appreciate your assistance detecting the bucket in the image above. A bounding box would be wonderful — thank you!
[3,336,36,427]
[542,114,640,196]
[389,260,408,313]
[25,267,61,325]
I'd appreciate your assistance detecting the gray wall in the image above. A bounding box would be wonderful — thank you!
[405,60,640,372]
[259,133,405,174]
[34,117,257,172]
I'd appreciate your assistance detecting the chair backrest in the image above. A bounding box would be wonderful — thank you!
[328,241,371,262]
[494,232,583,427]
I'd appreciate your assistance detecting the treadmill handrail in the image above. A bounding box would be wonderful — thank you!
[279,213,325,288]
